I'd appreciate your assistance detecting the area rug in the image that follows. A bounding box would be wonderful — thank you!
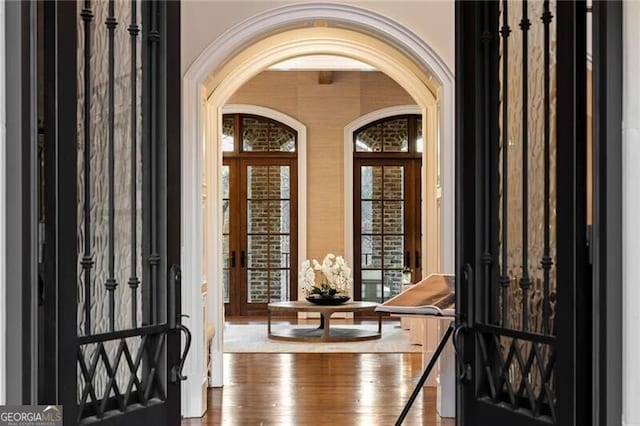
[223,321,421,353]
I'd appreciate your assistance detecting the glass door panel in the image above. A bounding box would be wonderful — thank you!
[222,165,231,303]
[245,163,294,311]
[355,160,421,303]
[357,164,406,302]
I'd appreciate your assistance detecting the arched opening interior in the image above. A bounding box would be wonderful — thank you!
[181,6,454,417]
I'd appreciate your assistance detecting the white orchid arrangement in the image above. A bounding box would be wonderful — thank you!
[299,253,353,297]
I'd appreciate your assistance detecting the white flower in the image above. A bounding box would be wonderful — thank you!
[298,260,316,289]
[299,253,352,296]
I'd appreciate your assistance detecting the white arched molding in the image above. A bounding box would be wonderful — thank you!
[344,105,442,284]
[182,3,454,418]
[221,104,308,298]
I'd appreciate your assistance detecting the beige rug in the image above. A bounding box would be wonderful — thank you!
[223,321,421,353]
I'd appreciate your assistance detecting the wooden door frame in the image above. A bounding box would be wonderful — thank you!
[224,156,299,316]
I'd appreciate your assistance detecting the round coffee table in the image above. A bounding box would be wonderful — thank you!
[267,300,381,342]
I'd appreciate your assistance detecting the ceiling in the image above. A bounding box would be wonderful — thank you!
[268,55,377,71]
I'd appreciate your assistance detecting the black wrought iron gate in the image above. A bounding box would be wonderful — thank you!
[41,1,185,425]
[455,1,589,425]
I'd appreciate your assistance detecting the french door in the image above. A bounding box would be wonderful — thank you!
[456,1,590,425]
[41,1,185,424]
[223,158,298,316]
[352,114,423,303]
[353,159,422,303]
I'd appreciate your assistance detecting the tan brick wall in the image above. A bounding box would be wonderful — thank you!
[227,70,415,264]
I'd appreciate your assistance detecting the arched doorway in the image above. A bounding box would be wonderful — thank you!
[181,3,454,417]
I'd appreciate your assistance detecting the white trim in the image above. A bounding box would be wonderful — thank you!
[181,5,455,417]
[184,3,453,89]
[180,88,206,417]
[0,0,6,406]
[343,105,421,278]
[623,2,640,424]
[222,104,308,286]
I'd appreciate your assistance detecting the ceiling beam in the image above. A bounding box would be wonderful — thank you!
[318,71,333,84]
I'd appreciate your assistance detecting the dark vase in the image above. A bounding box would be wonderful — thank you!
[305,295,351,305]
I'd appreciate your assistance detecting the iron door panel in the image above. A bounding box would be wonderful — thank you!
[455,1,589,425]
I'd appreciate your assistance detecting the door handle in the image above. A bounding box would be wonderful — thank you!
[171,314,192,383]
[241,250,246,268]
[230,251,236,268]
[405,251,410,268]
[168,264,192,382]
[415,251,421,269]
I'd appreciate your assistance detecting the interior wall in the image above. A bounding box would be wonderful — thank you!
[181,1,454,77]
[623,2,640,425]
[227,70,415,260]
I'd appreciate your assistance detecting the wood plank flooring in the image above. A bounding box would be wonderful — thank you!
[182,352,455,425]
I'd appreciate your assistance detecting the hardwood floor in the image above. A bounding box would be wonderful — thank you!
[182,352,455,426]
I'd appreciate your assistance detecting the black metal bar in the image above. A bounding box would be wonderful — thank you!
[489,333,517,405]
[555,3,588,424]
[541,0,553,336]
[489,1,501,327]
[165,4,184,419]
[480,4,492,325]
[395,322,455,425]
[149,0,160,325]
[128,0,141,329]
[454,3,480,423]
[511,339,537,411]
[51,3,79,419]
[519,0,531,332]
[499,0,511,329]
[141,0,151,328]
[476,334,498,400]
[77,345,102,421]
[143,333,167,401]
[475,322,556,345]
[80,0,94,337]
[78,324,168,345]
[98,340,126,415]
[122,334,148,407]
[42,2,58,403]
[105,0,118,332]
